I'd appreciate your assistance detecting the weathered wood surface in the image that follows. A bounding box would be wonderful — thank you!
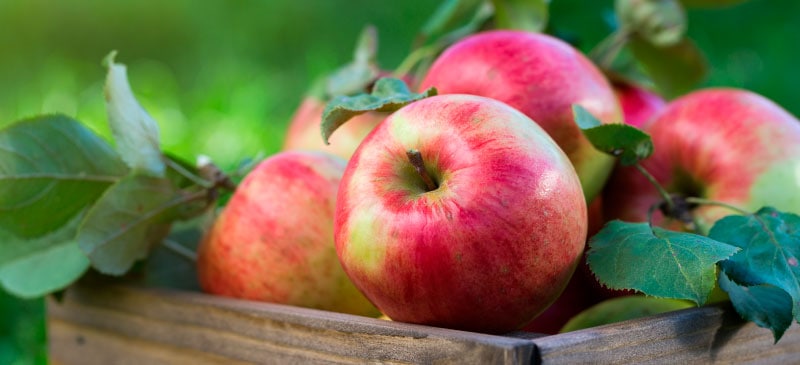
[528,304,800,364]
[47,281,534,364]
[48,281,800,364]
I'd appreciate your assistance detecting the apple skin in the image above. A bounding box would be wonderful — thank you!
[282,96,386,160]
[335,94,588,334]
[196,151,379,316]
[521,264,601,334]
[603,88,800,231]
[613,81,666,129]
[419,30,623,202]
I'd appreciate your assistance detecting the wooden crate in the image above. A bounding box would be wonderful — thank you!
[48,279,800,364]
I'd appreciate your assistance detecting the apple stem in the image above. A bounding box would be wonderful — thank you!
[406,149,438,192]
[685,197,752,216]
[634,163,675,213]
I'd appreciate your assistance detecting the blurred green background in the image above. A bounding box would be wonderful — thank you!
[1,0,798,363]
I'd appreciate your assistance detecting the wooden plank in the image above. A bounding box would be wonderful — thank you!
[529,304,800,364]
[47,280,534,365]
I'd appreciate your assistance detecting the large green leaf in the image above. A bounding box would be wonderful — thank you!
[104,52,165,177]
[77,175,202,275]
[628,35,707,98]
[0,114,127,238]
[418,0,487,45]
[573,104,653,166]
[710,207,800,321]
[492,0,549,33]
[587,221,740,305]
[718,270,793,343]
[0,290,46,365]
[0,215,89,298]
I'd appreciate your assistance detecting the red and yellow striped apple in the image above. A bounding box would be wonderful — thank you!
[604,88,800,231]
[419,30,623,202]
[334,94,588,334]
[282,96,386,160]
[197,151,378,316]
[613,81,666,128]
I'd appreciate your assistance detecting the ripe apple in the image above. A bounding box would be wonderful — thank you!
[603,88,800,231]
[335,94,588,334]
[282,96,386,160]
[613,80,666,128]
[418,30,623,202]
[521,265,601,334]
[560,296,694,333]
[196,151,379,316]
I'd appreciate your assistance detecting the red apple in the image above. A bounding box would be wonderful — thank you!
[197,151,379,316]
[521,265,601,335]
[419,30,623,202]
[613,81,666,129]
[334,94,588,334]
[604,88,800,231]
[282,96,386,160]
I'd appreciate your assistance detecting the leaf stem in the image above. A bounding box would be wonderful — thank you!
[634,163,675,212]
[589,27,632,70]
[406,149,438,192]
[161,239,198,262]
[164,157,214,189]
[392,44,440,80]
[685,197,752,216]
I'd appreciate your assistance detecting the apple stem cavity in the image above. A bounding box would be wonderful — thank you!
[635,163,675,212]
[406,149,438,192]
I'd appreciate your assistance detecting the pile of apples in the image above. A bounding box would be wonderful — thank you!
[195,29,800,334]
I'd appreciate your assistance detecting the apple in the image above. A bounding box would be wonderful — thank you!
[282,96,386,160]
[521,265,601,334]
[196,150,379,316]
[603,88,800,231]
[560,296,694,333]
[419,30,623,202]
[334,94,588,334]
[613,80,666,128]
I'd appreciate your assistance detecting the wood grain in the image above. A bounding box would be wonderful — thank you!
[528,304,800,364]
[48,280,800,364]
[47,281,534,364]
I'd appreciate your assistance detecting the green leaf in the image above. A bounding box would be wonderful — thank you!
[419,0,486,44]
[628,35,707,98]
[0,114,128,238]
[679,0,749,8]
[718,270,793,343]
[616,0,687,47]
[492,0,549,33]
[77,175,203,275]
[573,105,653,165]
[0,290,46,365]
[709,207,800,321]
[325,25,381,98]
[321,77,437,144]
[0,215,90,298]
[587,221,740,305]
[104,51,166,177]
